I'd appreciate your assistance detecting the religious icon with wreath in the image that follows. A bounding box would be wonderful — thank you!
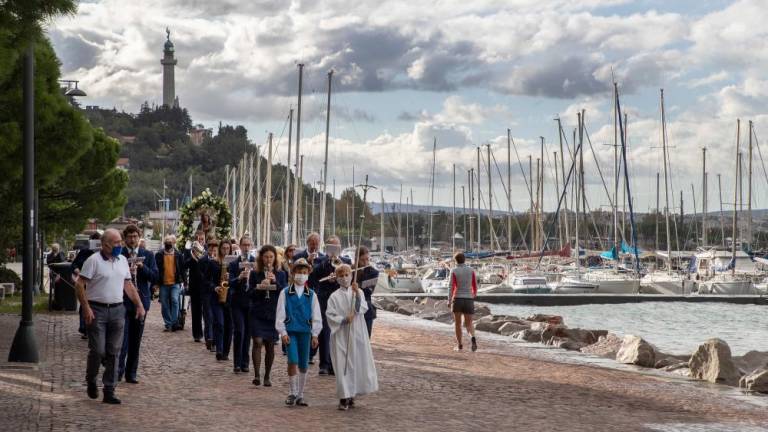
[177,188,232,245]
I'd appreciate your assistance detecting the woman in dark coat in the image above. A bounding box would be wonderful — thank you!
[248,244,288,387]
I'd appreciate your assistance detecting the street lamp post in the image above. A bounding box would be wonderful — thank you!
[9,45,39,363]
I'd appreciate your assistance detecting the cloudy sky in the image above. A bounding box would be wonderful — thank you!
[49,0,768,214]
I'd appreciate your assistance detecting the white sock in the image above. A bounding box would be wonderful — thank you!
[297,372,308,399]
[289,375,298,396]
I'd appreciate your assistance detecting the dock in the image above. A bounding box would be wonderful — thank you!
[374,292,768,306]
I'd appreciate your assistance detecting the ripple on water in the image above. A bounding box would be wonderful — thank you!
[490,302,768,355]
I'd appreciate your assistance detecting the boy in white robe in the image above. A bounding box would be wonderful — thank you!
[325,264,378,410]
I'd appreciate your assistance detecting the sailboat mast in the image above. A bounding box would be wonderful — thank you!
[476,147,482,251]
[655,172,660,252]
[332,178,336,237]
[380,190,385,252]
[702,147,707,246]
[529,155,534,252]
[556,119,569,248]
[462,185,467,250]
[468,169,474,253]
[264,134,273,244]
[351,166,355,247]
[507,129,512,252]
[660,89,672,268]
[256,148,262,244]
[291,64,304,245]
[731,120,741,276]
[748,120,753,249]
[487,144,493,250]
[613,85,619,264]
[398,183,403,251]
[452,163,456,254]
[284,108,293,245]
[718,173,725,247]
[428,138,436,259]
[319,70,333,244]
[575,112,582,275]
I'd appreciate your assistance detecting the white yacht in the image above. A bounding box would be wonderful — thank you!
[579,268,640,293]
[691,249,758,295]
[552,274,599,293]
[421,266,451,295]
[481,273,551,294]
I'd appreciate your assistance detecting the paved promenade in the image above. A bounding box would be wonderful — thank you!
[1,306,767,432]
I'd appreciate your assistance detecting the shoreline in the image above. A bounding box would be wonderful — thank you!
[375,296,768,397]
[380,311,768,408]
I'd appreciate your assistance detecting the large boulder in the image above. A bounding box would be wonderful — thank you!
[546,336,587,351]
[512,329,543,343]
[688,338,741,386]
[733,351,768,375]
[475,318,508,333]
[580,333,623,358]
[561,328,608,346]
[739,369,768,393]
[525,314,564,325]
[615,335,656,367]
[499,322,530,336]
[373,297,398,312]
[473,304,492,319]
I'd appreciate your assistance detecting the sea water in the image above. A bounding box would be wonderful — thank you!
[490,302,768,355]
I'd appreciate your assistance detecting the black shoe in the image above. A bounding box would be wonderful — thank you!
[471,336,477,352]
[102,392,121,404]
[295,397,308,407]
[348,398,355,408]
[194,338,201,343]
[285,395,297,406]
[318,368,329,376]
[263,376,272,387]
[81,334,88,340]
[216,353,223,361]
[125,377,139,384]
[252,377,261,386]
[222,356,229,361]
[338,399,349,411]
[233,367,241,374]
[329,369,335,376]
[241,367,249,373]
[87,382,98,399]
[205,340,212,350]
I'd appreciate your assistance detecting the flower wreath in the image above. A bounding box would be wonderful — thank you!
[177,188,232,245]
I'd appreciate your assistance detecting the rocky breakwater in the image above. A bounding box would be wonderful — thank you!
[374,297,768,394]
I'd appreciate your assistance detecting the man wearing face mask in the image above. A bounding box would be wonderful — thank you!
[118,225,158,384]
[309,235,352,376]
[75,229,146,404]
[155,235,186,332]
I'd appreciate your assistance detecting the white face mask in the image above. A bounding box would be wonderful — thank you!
[294,274,309,286]
[338,275,352,288]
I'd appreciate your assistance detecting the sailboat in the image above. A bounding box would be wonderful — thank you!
[577,84,640,294]
[641,89,686,294]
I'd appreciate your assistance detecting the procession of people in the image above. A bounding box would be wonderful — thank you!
[74,225,388,409]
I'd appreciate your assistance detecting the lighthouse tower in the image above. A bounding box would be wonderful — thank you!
[161,28,178,108]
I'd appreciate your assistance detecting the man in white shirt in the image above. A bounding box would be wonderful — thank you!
[75,229,146,405]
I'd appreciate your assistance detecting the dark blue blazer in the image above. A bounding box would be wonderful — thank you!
[155,249,186,286]
[309,255,352,303]
[201,256,222,297]
[248,269,288,322]
[183,248,207,293]
[355,266,380,321]
[228,255,256,307]
[122,248,158,311]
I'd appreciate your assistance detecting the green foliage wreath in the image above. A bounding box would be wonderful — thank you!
[177,188,231,245]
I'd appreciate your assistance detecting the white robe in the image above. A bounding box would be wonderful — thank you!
[326,287,379,399]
